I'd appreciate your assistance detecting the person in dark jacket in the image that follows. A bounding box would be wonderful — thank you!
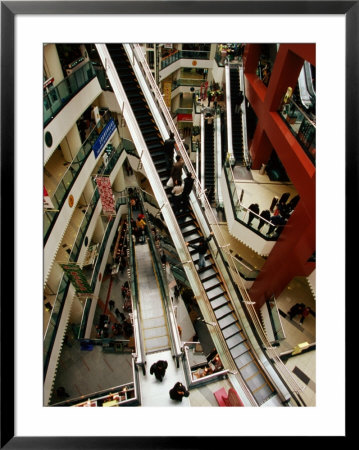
[164,132,176,175]
[267,214,286,236]
[186,232,214,268]
[150,360,168,382]
[180,173,195,210]
[247,203,260,226]
[169,381,189,401]
[258,209,271,231]
[170,155,184,185]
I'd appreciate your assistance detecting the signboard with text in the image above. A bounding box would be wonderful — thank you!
[92,118,116,159]
[96,176,116,215]
[60,263,93,295]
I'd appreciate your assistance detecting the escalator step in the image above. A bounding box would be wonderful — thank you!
[210,296,228,310]
[222,323,241,339]
[230,341,250,359]
[214,304,233,320]
[218,314,237,329]
[226,332,246,349]
[236,352,254,370]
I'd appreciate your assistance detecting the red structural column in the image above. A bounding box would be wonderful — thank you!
[242,43,316,310]
[249,127,273,170]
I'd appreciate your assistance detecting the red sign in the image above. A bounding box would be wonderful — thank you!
[96,177,115,215]
[177,114,193,122]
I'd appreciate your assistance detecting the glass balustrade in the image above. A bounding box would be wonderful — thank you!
[224,163,284,240]
[279,99,316,164]
[231,256,259,280]
[161,50,210,70]
[172,78,204,90]
[43,275,70,376]
[44,61,97,125]
[266,298,286,341]
[44,111,116,243]
[68,189,100,263]
[78,298,92,339]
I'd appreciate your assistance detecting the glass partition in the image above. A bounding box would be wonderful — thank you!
[279,99,316,164]
[44,61,96,125]
[266,298,286,342]
[172,78,203,90]
[127,197,146,372]
[78,298,92,339]
[161,50,210,70]
[43,275,70,377]
[69,189,100,262]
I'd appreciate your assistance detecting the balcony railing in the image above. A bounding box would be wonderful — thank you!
[172,78,204,91]
[224,162,284,241]
[161,50,210,70]
[44,61,97,126]
[279,99,316,164]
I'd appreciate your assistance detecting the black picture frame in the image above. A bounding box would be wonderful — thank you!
[1,1,353,447]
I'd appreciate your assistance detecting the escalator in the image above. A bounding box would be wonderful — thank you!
[174,208,274,405]
[106,44,168,185]
[204,120,215,205]
[229,67,245,165]
[105,43,276,406]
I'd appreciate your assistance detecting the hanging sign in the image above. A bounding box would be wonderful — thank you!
[43,186,54,209]
[60,263,93,295]
[96,176,116,215]
[92,118,116,159]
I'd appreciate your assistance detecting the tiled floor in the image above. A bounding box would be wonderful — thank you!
[139,350,190,407]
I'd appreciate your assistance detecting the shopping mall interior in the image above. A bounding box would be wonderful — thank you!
[43,42,316,408]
